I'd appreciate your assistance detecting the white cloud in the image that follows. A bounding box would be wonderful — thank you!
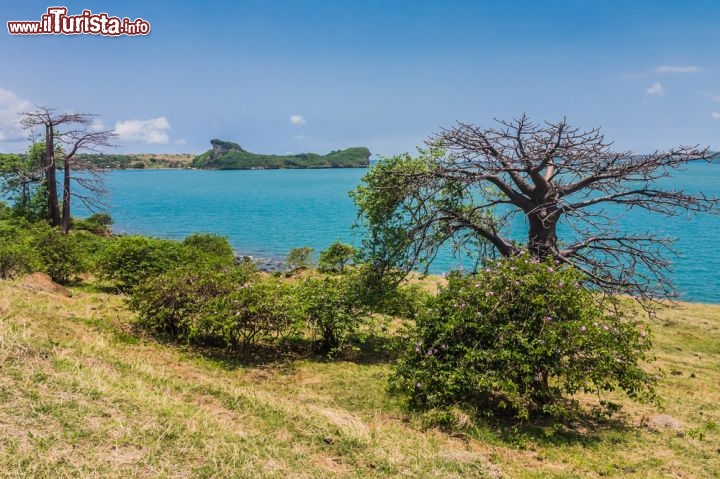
[646,82,665,96]
[289,114,306,126]
[174,138,187,145]
[655,65,700,74]
[712,112,720,119]
[114,117,171,144]
[0,88,32,142]
[713,96,720,102]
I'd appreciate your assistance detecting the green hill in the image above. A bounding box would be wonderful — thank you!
[192,140,371,169]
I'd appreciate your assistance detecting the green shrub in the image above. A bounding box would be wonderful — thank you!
[0,202,11,221]
[71,230,108,271]
[129,264,256,339]
[129,263,298,356]
[318,242,356,273]
[183,233,235,266]
[285,246,314,273]
[390,253,655,420]
[296,273,369,355]
[32,223,86,284]
[0,242,39,279]
[11,184,48,223]
[199,278,299,356]
[0,221,41,279]
[96,235,190,290]
[72,213,113,235]
[374,283,431,319]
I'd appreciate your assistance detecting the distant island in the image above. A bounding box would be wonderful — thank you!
[29,140,372,170]
[191,140,371,169]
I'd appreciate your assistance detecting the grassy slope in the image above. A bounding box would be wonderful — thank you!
[1,281,719,478]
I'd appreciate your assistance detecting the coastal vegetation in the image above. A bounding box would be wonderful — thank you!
[191,139,371,169]
[285,246,315,272]
[1,247,719,477]
[3,144,371,172]
[350,116,718,422]
[0,209,659,420]
[3,148,370,171]
[3,147,371,171]
[390,255,654,421]
[77,152,195,169]
[1,114,719,477]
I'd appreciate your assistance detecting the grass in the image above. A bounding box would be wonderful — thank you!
[1,281,719,478]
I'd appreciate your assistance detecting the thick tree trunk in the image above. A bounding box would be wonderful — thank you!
[61,158,71,234]
[527,209,558,259]
[44,125,61,227]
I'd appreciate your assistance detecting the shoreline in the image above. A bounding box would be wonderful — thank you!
[100,165,370,171]
[108,228,720,306]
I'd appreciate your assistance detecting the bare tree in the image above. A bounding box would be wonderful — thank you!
[21,107,115,232]
[58,126,116,233]
[21,107,83,226]
[353,115,719,303]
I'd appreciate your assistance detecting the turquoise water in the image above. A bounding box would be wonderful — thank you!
[95,165,719,303]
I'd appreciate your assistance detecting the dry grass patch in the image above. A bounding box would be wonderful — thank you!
[1,280,719,477]
[0,281,493,478]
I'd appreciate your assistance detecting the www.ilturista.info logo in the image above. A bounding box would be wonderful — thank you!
[7,7,150,36]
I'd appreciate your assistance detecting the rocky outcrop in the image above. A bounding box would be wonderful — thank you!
[210,139,244,159]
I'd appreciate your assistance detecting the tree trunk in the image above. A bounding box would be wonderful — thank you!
[527,208,558,259]
[61,157,71,234]
[44,125,61,227]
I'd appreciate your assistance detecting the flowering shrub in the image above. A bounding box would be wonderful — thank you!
[390,253,655,420]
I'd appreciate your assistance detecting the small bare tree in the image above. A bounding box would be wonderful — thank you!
[353,115,719,303]
[57,125,116,233]
[21,107,116,232]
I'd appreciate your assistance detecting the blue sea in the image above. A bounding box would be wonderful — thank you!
[92,164,719,303]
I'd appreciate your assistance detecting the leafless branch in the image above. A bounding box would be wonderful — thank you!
[361,115,719,303]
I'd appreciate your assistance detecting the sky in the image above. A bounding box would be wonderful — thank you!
[0,0,719,156]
